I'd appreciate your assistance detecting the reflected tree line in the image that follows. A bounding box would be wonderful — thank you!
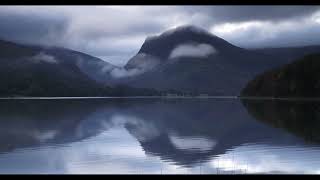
[241,99,320,143]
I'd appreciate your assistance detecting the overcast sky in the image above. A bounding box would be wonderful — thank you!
[0,6,320,66]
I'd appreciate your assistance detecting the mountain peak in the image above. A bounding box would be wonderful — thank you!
[138,25,239,59]
[145,25,216,43]
[161,25,215,36]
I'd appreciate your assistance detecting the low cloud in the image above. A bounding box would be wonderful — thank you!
[169,134,217,152]
[29,52,59,64]
[110,114,161,142]
[169,43,217,59]
[110,68,141,78]
[109,53,161,79]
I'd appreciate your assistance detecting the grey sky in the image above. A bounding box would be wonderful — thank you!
[0,6,319,66]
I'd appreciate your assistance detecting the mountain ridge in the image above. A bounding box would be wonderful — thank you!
[2,25,320,96]
[118,25,293,95]
[0,39,164,97]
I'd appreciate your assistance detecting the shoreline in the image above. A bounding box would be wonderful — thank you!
[0,96,237,100]
[0,96,320,101]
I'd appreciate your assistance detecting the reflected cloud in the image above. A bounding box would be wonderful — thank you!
[210,143,320,174]
[33,130,59,143]
[168,134,217,152]
[0,99,320,174]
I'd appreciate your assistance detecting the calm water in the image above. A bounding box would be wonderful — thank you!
[0,98,320,174]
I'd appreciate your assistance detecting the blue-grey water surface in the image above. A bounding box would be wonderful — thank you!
[0,98,320,174]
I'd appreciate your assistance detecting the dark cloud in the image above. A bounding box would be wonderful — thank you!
[183,6,319,23]
[0,8,69,46]
[0,6,319,65]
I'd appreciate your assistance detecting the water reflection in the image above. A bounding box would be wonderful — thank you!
[0,98,319,174]
[241,99,320,143]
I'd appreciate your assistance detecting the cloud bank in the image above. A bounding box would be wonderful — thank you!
[0,6,319,65]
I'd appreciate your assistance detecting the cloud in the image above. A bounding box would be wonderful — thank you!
[185,6,319,23]
[109,53,161,79]
[29,52,59,64]
[210,143,320,174]
[169,43,217,59]
[110,114,161,142]
[0,6,319,65]
[33,130,58,143]
[110,68,141,78]
[168,134,217,152]
[0,6,69,46]
[210,15,320,48]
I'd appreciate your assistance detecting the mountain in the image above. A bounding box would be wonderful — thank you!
[251,45,320,63]
[0,99,106,151]
[117,25,299,95]
[241,53,320,98]
[3,25,320,97]
[0,40,102,96]
[0,40,161,97]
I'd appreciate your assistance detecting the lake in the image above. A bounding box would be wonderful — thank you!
[0,98,320,174]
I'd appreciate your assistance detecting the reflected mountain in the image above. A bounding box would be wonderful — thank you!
[0,99,309,169]
[0,99,112,152]
[113,99,305,166]
[241,99,320,143]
